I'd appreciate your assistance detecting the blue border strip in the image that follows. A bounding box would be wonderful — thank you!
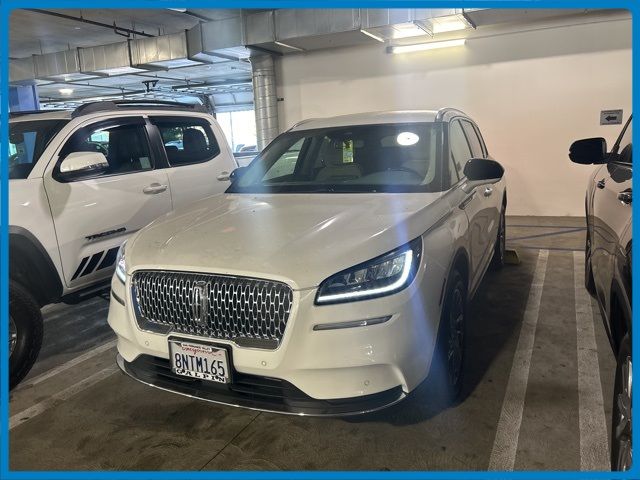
[1,1,637,479]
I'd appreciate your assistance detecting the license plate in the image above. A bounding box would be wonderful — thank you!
[169,339,230,383]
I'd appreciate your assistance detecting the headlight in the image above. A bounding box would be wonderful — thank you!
[115,241,127,283]
[315,237,422,305]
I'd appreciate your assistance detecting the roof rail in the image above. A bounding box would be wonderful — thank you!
[435,107,468,122]
[9,109,68,118]
[71,100,208,118]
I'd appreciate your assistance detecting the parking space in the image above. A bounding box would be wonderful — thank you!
[9,217,616,471]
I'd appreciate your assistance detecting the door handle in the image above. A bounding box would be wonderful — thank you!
[143,183,168,195]
[483,186,493,197]
[596,179,606,189]
[618,189,632,205]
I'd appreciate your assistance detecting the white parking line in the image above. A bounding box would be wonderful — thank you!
[573,251,610,470]
[16,339,117,390]
[488,249,549,471]
[10,365,118,430]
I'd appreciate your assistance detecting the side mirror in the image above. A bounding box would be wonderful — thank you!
[463,158,504,182]
[569,137,607,165]
[229,166,248,182]
[59,151,109,179]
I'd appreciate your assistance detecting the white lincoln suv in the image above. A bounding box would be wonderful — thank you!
[108,108,507,415]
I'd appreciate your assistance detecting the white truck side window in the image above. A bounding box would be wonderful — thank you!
[151,116,221,166]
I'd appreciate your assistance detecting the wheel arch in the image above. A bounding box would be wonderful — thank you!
[9,226,63,307]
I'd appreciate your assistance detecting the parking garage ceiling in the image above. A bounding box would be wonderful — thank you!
[10,8,624,109]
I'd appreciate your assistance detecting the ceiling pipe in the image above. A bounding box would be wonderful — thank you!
[25,9,155,38]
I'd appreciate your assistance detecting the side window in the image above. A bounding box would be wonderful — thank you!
[615,117,632,164]
[449,120,472,179]
[151,116,221,166]
[58,118,152,180]
[461,121,485,158]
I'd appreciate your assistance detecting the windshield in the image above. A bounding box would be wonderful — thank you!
[227,122,444,194]
[9,119,69,179]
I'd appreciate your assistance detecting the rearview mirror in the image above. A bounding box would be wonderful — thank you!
[569,137,608,165]
[10,132,24,144]
[229,166,248,182]
[463,158,504,182]
[59,151,109,179]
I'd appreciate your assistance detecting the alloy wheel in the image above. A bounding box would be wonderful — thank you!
[614,355,632,471]
[447,288,464,387]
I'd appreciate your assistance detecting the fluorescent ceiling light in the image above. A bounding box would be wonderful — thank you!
[388,39,466,55]
[274,41,305,52]
[430,14,472,34]
[59,88,74,95]
[360,29,384,43]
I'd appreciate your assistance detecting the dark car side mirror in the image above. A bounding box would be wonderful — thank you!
[229,166,248,182]
[463,158,504,183]
[569,137,608,165]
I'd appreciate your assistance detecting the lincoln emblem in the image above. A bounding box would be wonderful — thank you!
[190,281,208,325]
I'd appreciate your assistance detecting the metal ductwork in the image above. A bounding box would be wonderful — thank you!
[9,57,43,85]
[79,41,150,76]
[251,55,279,150]
[187,16,251,64]
[34,49,96,81]
[130,31,202,69]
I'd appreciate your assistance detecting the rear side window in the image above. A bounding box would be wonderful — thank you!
[449,121,472,178]
[461,121,485,158]
[151,116,221,166]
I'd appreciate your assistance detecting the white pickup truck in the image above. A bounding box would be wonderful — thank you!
[9,100,238,389]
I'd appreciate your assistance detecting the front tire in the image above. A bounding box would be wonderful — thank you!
[611,334,632,471]
[9,281,43,390]
[491,206,506,270]
[433,269,467,404]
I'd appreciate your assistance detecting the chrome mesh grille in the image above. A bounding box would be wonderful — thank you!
[131,271,293,348]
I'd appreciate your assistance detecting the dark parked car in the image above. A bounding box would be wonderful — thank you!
[570,115,632,471]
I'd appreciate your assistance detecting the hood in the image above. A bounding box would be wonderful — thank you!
[128,192,447,289]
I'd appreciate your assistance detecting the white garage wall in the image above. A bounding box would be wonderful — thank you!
[275,14,632,216]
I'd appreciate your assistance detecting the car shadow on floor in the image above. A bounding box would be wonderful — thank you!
[343,251,538,426]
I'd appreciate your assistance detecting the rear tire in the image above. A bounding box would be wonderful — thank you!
[9,280,43,390]
[491,206,506,270]
[585,230,596,296]
[433,269,467,404]
[611,334,632,471]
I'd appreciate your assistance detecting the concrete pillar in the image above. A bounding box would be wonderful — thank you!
[250,55,279,150]
[9,85,39,112]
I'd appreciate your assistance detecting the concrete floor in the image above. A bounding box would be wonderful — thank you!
[9,216,616,471]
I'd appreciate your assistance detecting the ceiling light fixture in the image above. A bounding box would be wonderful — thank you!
[274,41,305,52]
[59,88,74,95]
[430,14,472,34]
[388,38,466,55]
[360,29,384,43]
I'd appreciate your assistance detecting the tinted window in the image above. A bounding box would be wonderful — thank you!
[59,118,152,178]
[9,119,68,179]
[461,121,484,158]
[151,116,220,166]
[449,121,472,178]
[229,123,443,194]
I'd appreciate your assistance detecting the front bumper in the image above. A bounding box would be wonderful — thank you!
[117,354,405,416]
[108,255,445,412]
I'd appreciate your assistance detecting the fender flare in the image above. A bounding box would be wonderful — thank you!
[9,226,63,307]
